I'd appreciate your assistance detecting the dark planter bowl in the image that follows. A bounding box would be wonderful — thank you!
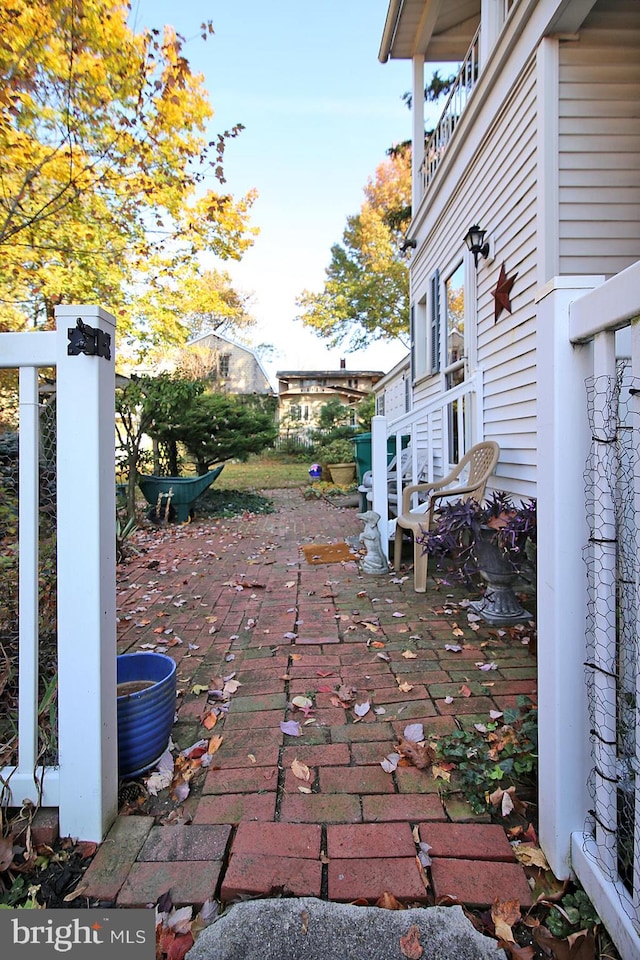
[117,652,177,779]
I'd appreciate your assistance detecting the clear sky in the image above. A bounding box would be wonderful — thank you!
[130,0,415,384]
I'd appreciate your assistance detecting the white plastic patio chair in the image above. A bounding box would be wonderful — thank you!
[393,441,500,593]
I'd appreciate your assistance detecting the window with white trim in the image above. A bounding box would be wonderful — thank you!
[444,261,466,464]
[444,262,465,389]
[429,270,440,374]
[413,296,427,380]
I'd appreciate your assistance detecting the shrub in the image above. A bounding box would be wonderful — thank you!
[421,492,537,581]
[316,438,355,464]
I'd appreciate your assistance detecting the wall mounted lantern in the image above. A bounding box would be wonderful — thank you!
[464,225,490,267]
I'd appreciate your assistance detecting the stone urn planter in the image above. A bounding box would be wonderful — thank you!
[469,526,532,625]
[327,462,356,485]
[117,652,177,779]
[317,439,357,486]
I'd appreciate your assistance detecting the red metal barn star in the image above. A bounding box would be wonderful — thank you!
[492,263,517,322]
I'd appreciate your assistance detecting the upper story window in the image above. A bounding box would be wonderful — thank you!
[218,353,231,378]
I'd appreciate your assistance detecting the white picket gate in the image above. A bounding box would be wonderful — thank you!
[0,305,118,841]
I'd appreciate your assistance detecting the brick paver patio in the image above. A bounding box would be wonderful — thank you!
[80,488,537,909]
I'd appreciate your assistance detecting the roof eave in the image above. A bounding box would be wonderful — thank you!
[379,0,404,63]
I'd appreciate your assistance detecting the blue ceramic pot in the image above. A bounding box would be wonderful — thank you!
[117,652,177,779]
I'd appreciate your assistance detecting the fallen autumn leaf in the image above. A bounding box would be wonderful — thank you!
[280,720,302,737]
[376,891,404,910]
[291,759,311,781]
[491,897,521,943]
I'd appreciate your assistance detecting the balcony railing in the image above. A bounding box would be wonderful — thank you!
[420,24,481,192]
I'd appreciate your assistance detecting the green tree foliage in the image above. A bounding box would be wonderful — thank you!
[317,397,353,432]
[296,148,411,350]
[356,393,375,432]
[131,267,256,356]
[401,69,456,111]
[0,0,257,347]
[312,397,358,447]
[180,394,277,474]
[115,374,205,517]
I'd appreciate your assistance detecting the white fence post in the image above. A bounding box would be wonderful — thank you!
[55,305,118,841]
[536,277,601,877]
[371,415,390,557]
[17,367,41,777]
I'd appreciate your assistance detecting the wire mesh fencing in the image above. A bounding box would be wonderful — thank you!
[583,359,640,924]
[0,382,58,780]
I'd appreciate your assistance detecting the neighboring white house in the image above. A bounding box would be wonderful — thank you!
[373,355,411,423]
[375,2,640,956]
[126,330,274,396]
[180,331,273,396]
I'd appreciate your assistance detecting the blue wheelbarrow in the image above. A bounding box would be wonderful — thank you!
[137,465,225,523]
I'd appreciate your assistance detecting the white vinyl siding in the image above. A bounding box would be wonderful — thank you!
[558,0,640,276]
[188,334,272,395]
[379,368,411,423]
[410,61,537,498]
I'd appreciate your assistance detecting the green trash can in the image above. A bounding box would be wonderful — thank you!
[353,433,373,486]
[352,433,408,485]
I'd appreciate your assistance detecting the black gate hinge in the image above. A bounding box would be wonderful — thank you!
[67,318,111,360]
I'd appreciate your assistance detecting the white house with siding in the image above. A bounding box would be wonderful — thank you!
[181,331,273,396]
[373,355,412,423]
[373,2,640,956]
[129,331,274,396]
[375,0,640,500]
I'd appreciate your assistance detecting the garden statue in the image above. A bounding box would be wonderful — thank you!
[357,510,389,575]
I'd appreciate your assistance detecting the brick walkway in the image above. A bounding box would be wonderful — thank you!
[81,488,537,910]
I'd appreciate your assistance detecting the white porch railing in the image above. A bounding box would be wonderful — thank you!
[0,306,118,841]
[537,267,640,960]
[420,25,481,192]
[370,371,483,556]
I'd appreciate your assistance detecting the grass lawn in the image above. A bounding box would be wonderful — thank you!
[214,456,312,491]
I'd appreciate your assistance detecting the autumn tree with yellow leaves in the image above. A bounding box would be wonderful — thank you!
[296,146,411,351]
[0,0,257,348]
